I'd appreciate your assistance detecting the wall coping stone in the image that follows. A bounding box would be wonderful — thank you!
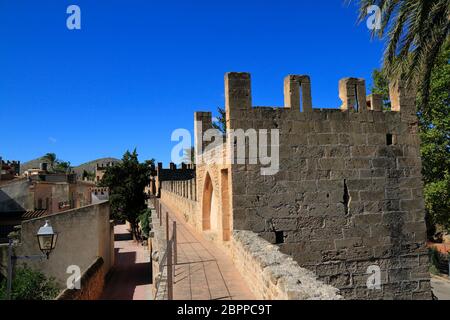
[232,230,342,300]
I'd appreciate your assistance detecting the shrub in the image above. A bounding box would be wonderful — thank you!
[0,265,60,300]
[138,208,152,239]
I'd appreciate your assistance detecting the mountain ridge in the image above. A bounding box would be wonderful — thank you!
[20,156,121,175]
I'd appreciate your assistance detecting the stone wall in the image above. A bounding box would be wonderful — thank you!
[230,230,341,300]
[56,257,105,300]
[160,179,197,202]
[149,205,169,300]
[194,139,233,242]
[160,185,200,230]
[155,72,431,299]
[220,72,431,299]
[0,201,114,287]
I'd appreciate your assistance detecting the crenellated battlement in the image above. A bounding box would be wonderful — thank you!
[223,72,416,119]
[90,187,109,195]
[0,157,21,179]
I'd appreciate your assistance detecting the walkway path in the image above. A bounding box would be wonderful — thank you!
[101,224,152,300]
[431,275,450,300]
[156,202,254,300]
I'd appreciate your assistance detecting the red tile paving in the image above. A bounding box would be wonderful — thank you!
[156,203,255,300]
[100,224,152,300]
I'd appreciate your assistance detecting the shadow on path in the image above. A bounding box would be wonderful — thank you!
[100,224,152,300]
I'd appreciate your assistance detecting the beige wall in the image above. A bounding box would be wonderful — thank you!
[157,73,431,299]
[221,73,430,299]
[11,201,113,287]
[160,187,200,230]
[31,181,95,214]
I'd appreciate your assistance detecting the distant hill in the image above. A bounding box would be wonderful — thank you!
[20,157,46,174]
[20,156,121,176]
[72,158,121,177]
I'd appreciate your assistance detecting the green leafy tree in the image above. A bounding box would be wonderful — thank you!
[353,0,450,108]
[138,208,152,239]
[42,153,72,173]
[212,107,227,134]
[0,265,59,300]
[53,160,71,173]
[371,41,450,236]
[371,69,391,109]
[99,149,150,239]
[82,170,95,181]
[145,159,156,167]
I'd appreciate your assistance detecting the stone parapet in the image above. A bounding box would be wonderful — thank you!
[230,230,341,300]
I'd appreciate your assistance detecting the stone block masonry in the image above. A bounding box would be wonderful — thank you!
[231,230,341,300]
[220,73,431,300]
[154,72,431,300]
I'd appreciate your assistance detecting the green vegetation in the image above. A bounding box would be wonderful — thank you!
[99,149,150,239]
[43,153,57,170]
[0,265,59,300]
[372,42,450,237]
[82,169,95,181]
[42,153,72,173]
[212,107,227,134]
[354,0,450,108]
[138,208,152,239]
[429,247,449,275]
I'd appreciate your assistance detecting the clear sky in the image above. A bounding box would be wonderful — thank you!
[0,0,384,166]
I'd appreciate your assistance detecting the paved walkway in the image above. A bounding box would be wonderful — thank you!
[101,224,152,300]
[157,203,254,300]
[431,275,450,300]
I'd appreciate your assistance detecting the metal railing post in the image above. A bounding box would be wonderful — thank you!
[165,210,173,300]
[6,239,13,300]
[165,212,169,240]
[173,221,177,265]
[167,239,173,300]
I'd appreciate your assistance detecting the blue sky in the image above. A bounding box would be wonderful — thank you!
[0,0,384,166]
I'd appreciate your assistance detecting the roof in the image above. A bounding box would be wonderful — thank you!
[22,209,48,220]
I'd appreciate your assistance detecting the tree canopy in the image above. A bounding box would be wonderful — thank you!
[353,0,450,108]
[99,149,150,238]
[372,41,450,236]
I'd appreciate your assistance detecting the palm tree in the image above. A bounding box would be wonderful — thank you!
[43,153,57,170]
[353,0,449,107]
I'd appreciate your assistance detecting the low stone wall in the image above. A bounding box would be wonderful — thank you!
[230,230,341,300]
[160,190,200,230]
[0,201,113,288]
[56,257,105,300]
[149,206,169,300]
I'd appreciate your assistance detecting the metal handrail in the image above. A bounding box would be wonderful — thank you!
[154,205,177,300]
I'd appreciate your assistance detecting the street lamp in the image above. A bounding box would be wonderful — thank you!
[37,220,58,258]
[6,220,58,300]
